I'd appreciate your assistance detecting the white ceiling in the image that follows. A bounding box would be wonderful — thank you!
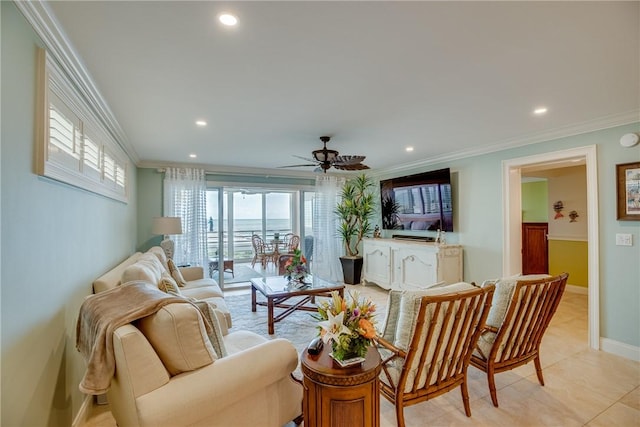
[43,1,639,174]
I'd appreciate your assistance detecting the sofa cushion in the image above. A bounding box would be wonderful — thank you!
[223,330,269,355]
[147,246,170,271]
[93,252,144,293]
[138,253,166,279]
[167,258,187,287]
[137,303,217,376]
[121,263,157,285]
[181,283,224,299]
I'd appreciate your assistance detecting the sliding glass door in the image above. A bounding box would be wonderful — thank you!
[206,187,304,287]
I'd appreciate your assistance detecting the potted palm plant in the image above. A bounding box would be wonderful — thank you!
[335,174,375,284]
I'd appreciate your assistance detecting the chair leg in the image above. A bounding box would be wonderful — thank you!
[395,400,406,427]
[251,255,257,268]
[487,366,499,407]
[460,380,472,417]
[534,355,545,386]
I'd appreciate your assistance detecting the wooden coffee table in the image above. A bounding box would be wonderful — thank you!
[250,275,344,334]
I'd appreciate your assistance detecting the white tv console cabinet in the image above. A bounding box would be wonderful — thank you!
[362,238,463,290]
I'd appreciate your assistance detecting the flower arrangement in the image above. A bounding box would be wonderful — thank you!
[284,249,309,282]
[315,290,377,361]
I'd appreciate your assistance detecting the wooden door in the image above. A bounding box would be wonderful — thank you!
[522,223,548,275]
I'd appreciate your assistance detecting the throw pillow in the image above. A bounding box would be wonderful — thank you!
[137,303,217,375]
[192,300,228,358]
[393,282,477,351]
[158,272,181,295]
[167,258,187,287]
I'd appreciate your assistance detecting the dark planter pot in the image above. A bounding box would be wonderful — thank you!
[340,256,364,285]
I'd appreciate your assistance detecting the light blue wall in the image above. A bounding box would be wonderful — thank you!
[378,123,640,347]
[1,3,138,425]
[137,168,163,252]
[522,181,549,222]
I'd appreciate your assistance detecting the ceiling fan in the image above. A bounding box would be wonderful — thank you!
[280,136,370,173]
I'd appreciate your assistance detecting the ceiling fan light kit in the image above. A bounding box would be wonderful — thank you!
[281,136,369,173]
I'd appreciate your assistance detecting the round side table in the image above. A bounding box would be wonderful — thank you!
[301,344,381,427]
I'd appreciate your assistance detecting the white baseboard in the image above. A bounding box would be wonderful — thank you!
[600,337,640,362]
[566,284,588,294]
[72,395,92,427]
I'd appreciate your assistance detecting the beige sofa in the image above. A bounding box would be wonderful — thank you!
[108,297,302,426]
[89,250,303,426]
[93,247,232,327]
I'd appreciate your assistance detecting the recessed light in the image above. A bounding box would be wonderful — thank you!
[189,154,197,158]
[218,13,238,26]
[405,146,414,152]
[195,120,207,127]
[533,107,548,115]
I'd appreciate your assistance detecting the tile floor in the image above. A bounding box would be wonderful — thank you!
[81,287,640,427]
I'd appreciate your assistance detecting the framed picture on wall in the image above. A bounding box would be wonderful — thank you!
[616,161,640,220]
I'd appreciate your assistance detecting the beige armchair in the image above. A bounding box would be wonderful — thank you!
[470,273,569,407]
[376,282,495,427]
[107,302,302,427]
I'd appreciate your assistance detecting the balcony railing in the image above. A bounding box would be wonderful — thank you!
[207,229,293,262]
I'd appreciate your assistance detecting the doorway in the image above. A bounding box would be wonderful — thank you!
[502,145,599,350]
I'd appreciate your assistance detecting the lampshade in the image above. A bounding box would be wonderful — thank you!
[152,217,182,235]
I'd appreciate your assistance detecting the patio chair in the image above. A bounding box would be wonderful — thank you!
[285,234,300,253]
[251,235,276,269]
[376,282,495,427]
[470,273,569,407]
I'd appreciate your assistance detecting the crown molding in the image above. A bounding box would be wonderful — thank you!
[138,160,327,179]
[377,110,639,177]
[14,0,140,164]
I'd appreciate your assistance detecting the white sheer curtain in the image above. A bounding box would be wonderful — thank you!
[312,175,346,283]
[163,168,208,267]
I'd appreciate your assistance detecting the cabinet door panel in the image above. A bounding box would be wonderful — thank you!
[363,242,391,288]
[392,249,437,289]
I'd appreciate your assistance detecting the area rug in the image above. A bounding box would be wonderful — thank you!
[223,284,390,377]
[220,265,262,284]
[224,293,320,353]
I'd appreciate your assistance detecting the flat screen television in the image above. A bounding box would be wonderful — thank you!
[380,168,453,232]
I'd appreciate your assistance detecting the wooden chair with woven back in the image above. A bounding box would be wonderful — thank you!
[470,272,569,407]
[251,234,276,269]
[375,282,495,427]
[281,233,300,253]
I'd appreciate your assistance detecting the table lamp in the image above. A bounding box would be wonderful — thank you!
[152,216,182,259]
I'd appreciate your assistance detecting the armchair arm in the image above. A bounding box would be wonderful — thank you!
[482,325,499,334]
[375,336,406,360]
[180,266,205,281]
[135,338,300,426]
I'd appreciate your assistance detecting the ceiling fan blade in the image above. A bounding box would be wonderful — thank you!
[293,154,318,163]
[333,163,370,171]
[333,155,366,165]
[277,163,318,168]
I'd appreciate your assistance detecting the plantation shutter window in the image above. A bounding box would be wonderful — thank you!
[36,48,129,203]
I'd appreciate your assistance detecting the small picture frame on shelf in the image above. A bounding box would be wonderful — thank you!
[616,162,640,221]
